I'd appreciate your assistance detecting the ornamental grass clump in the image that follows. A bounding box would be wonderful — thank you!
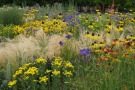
[9,57,75,90]
[0,8,24,26]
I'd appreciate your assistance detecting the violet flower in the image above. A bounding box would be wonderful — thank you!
[80,48,90,59]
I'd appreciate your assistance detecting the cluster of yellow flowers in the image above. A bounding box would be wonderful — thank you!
[35,58,47,64]
[52,57,62,67]
[13,63,31,78]
[23,9,38,22]
[12,18,68,36]
[9,57,75,88]
[84,34,101,39]
[65,61,74,68]
[8,80,17,88]
[52,69,60,76]
[13,69,23,78]
[24,67,38,75]
[51,57,74,77]
[39,76,48,84]
[63,70,73,77]
[41,19,67,34]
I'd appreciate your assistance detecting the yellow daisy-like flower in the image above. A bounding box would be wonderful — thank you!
[33,80,37,82]
[63,70,73,77]
[84,34,91,38]
[65,62,74,68]
[23,76,29,80]
[130,9,133,12]
[24,67,38,75]
[45,16,48,18]
[89,44,99,48]
[46,69,52,73]
[96,9,99,12]
[8,80,17,88]
[53,61,62,67]
[52,69,60,76]
[39,76,48,84]
[13,69,23,78]
[35,58,46,64]
[88,25,93,29]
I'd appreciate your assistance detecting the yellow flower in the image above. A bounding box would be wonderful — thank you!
[33,80,37,82]
[89,44,99,48]
[8,80,17,88]
[13,70,23,78]
[112,58,120,63]
[63,70,73,77]
[130,9,133,12]
[24,63,32,67]
[95,49,103,52]
[52,69,60,76]
[24,67,38,75]
[96,9,99,12]
[39,76,48,84]
[35,58,46,64]
[88,25,93,29]
[46,69,52,73]
[23,76,29,80]
[68,9,71,12]
[97,12,101,14]
[45,16,48,18]
[99,44,105,47]
[65,62,74,68]
[84,34,91,38]
[67,32,72,35]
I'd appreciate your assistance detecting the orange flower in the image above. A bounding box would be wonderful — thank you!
[123,86,127,90]
[125,53,129,55]
[109,43,116,47]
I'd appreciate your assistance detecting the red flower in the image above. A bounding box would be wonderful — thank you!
[125,53,129,55]
[109,43,116,47]
[97,57,102,60]
[133,55,135,59]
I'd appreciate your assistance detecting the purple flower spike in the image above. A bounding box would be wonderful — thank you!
[80,48,90,59]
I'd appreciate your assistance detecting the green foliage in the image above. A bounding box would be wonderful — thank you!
[7,59,11,82]
[0,0,135,11]
[0,68,9,90]
[8,57,75,89]
[0,24,15,39]
[59,39,78,62]
[0,69,6,85]
[0,8,24,26]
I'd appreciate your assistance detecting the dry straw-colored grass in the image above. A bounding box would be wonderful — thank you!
[0,27,134,68]
[45,34,67,58]
[0,35,41,68]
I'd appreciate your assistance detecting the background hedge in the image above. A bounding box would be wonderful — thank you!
[0,0,135,11]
